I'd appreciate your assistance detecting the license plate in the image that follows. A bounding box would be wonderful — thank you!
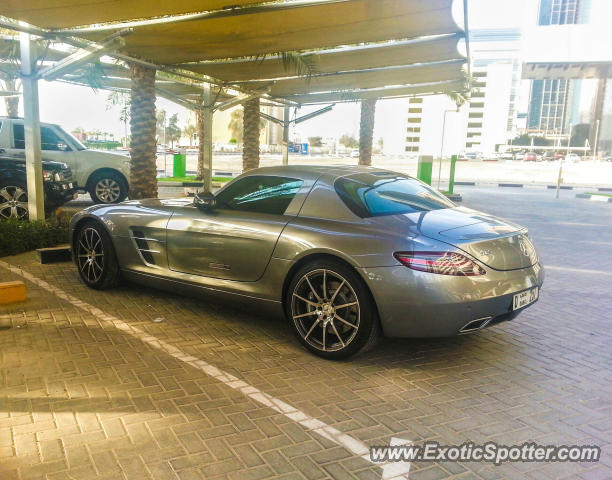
[513,287,539,310]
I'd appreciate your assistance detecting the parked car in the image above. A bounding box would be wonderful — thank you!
[565,153,580,162]
[0,117,130,204]
[70,166,544,360]
[350,149,360,158]
[523,152,541,162]
[0,155,78,219]
[605,156,612,162]
[543,152,564,161]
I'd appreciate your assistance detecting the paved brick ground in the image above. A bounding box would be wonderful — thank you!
[1,186,611,480]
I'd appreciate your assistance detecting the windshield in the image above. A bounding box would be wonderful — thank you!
[334,172,454,218]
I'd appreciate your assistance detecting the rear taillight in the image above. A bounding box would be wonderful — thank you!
[394,251,486,276]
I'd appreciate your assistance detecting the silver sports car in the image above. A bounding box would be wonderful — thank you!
[70,166,544,359]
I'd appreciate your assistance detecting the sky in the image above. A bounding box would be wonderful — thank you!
[2,0,530,143]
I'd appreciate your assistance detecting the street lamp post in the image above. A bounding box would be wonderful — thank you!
[437,108,458,190]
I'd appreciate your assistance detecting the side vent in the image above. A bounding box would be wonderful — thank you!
[131,230,158,265]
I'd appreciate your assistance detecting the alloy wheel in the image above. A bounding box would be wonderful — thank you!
[291,269,360,352]
[0,186,28,219]
[77,227,105,283]
[95,178,121,203]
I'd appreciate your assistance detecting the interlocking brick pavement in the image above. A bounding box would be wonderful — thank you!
[0,186,611,479]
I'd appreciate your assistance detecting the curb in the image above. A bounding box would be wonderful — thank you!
[576,193,612,203]
[452,181,612,190]
[37,246,71,264]
[0,281,26,304]
[444,193,462,202]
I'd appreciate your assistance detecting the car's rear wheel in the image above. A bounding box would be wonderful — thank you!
[75,221,121,289]
[89,171,128,204]
[0,182,29,220]
[286,260,380,360]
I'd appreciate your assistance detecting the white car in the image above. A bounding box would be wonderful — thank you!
[565,153,580,163]
[350,149,360,158]
[0,117,131,204]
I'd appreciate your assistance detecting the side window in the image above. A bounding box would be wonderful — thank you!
[41,127,69,151]
[12,124,70,151]
[215,176,304,215]
[13,124,25,149]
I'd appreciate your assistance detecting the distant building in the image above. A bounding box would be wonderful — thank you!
[521,0,612,153]
[404,28,521,156]
[526,0,585,134]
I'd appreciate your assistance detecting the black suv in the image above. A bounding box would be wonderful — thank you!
[0,155,78,219]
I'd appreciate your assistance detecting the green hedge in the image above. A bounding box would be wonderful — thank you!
[0,218,70,257]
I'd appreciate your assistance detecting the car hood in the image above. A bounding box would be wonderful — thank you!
[371,207,538,270]
[0,156,68,171]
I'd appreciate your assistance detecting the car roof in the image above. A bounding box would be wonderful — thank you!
[243,164,401,181]
[0,116,60,128]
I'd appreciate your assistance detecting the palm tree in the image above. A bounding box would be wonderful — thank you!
[1,78,19,116]
[129,62,157,199]
[106,91,130,147]
[242,97,261,172]
[183,123,197,146]
[358,98,377,166]
[228,109,244,144]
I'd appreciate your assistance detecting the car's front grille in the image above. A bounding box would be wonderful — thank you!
[60,168,73,182]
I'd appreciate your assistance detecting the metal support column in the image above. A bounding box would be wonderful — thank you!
[591,68,608,158]
[282,105,290,166]
[20,31,44,220]
[201,84,214,191]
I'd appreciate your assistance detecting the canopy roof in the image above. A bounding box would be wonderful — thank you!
[0,0,468,105]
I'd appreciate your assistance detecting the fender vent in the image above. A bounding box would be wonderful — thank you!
[131,230,157,265]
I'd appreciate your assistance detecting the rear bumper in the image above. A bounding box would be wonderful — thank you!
[361,262,544,338]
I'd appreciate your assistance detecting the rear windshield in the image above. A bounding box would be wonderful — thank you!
[334,173,454,218]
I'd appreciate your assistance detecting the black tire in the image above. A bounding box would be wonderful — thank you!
[0,181,29,220]
[75,221,121,290]
[285,259,380,360]
[88,171,128,204]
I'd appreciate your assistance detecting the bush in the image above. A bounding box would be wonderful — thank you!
[0,218,70,257]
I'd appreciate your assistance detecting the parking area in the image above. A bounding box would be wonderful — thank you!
[1,186,611,480]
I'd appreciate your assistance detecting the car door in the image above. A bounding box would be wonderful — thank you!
[6,122,76,170]
[166,175,305,282]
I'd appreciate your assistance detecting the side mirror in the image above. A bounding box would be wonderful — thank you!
[194,191,216,211]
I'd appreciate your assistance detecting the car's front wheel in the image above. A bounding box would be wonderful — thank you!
[286,260,380,360]
[75,221,121,289]
[88,171,128,204]
[0,182,29,219]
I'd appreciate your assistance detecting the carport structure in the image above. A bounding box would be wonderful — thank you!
[0,0,468,219]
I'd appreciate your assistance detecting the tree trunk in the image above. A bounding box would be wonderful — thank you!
[242,97,260,172]
[129,63,157,199]
[359,98,377,166]
[4,79,19,117]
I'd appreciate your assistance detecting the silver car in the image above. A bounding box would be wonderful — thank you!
[70,166,544,359]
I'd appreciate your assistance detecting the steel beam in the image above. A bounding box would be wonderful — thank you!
[282,105,290,166]
[294,104,334,124]
[216,90,268,112]
[37,30,129,81]
[19,30,44,221]
[156,87,203,111]
[201,84,214,191]
[258,111,284,126]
